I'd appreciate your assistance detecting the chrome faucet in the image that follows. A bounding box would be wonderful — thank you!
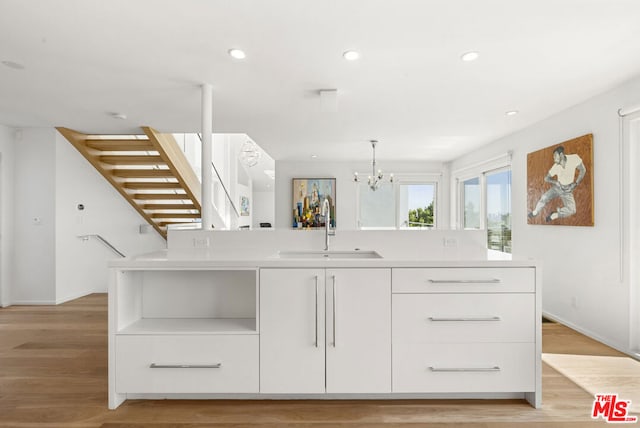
[322,197,335,251]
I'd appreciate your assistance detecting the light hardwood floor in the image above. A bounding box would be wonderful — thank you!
[0,294,629,427]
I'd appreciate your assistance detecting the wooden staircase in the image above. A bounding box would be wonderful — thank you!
[57,126,204,239]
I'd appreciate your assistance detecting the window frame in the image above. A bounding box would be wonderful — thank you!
[356,172,442,230]
[452,153,512,256]
[484,166,512,253]
[459,175,483,230]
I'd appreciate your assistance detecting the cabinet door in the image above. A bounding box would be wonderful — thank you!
[260,268,325,393]
[326,268,391,393]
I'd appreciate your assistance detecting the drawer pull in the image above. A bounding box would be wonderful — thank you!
[428,278,501,284]
[428,316,501,322]
[429,366,501,372]
[149,363,222,369]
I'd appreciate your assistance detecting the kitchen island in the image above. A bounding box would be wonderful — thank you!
[108,230,541,409]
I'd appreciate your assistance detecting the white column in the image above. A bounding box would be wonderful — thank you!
[201,83,213,230]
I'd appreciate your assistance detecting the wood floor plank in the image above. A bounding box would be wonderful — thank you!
[0,294,629,427]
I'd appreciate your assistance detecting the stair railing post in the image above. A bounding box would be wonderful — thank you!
[201,83,214,230]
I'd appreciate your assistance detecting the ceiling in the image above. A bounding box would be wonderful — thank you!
[2,0,640,163]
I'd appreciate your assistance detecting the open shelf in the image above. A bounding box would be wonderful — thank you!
[115,269,259,335]
[118,317,257,335]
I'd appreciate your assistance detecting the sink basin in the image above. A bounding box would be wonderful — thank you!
[275,250,382,259]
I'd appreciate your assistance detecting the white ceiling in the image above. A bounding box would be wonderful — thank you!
[2,0,640,162]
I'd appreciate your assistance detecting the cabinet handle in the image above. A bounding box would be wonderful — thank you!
[428,316,501,322]
[149,363,222,369]
[428,279,501,284]
[314,275,319,348]
[332,275,336,348]
[429,366,500,372]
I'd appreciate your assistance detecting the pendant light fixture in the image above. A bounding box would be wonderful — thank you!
[353,140,393,191]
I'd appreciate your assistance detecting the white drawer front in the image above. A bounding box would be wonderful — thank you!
[115,335,258,393]
[393,294,534,344]
[392,268,534,293]
[393,343,535,393]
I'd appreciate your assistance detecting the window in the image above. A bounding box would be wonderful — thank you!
[462,177,481,229]
[358,182,395,229]
[399,183,436,229]
[486,168,512,254]
[357,174,440,230]
[454,154,512,258]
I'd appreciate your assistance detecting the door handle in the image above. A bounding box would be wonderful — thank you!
[314,275,319,348]
[332,275,336,347]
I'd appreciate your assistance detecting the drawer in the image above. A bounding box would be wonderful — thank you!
[393,343,535,393]
[392,267,534,293]
[393,294,534,343]
[115,335,259,394]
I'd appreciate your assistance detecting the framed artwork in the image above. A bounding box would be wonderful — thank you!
[292,178,336,229]
[527,133,594,226]
[240,196,250,216]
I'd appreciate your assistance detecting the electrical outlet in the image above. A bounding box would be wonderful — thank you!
[443,237,458,248]
[193,237,210,248]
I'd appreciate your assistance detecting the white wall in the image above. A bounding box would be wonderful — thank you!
[0,127,167,305]
[252,190,274,228]
[449,75,640,355]
[54,131,166,303]
[13,128,57,304]
[0,125,15,307]
[275,160,447,230]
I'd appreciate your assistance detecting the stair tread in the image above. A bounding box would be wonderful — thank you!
[100,155,166,165]
[156,220,197,227]
[113,169,175,178]
[150,213,201,218]
[143,203,198,210]
[132,193,191,200]
[85,139,155,151]
[123,181,182,189]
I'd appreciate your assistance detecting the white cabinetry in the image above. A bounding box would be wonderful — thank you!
[260,268,391,394]
[391,267,540,408]
[259,268,325,393]
[109,261,539,408]
[109,269,259,409]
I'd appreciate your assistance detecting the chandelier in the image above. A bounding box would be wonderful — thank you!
[353,140,393,191]
[238,140,261,167]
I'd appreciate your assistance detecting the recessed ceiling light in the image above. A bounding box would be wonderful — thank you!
[311,154,318,159]
[460,51,479,62]
[505,110,519,116]
[1,60,25,70]
[110,112,127,120]
[228,49,246,59]
[343,50,360,61]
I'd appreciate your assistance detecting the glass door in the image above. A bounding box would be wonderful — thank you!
[486,168,512,255]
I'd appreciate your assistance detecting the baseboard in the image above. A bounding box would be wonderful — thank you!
[55,290,94,305]
[8,300,57,305]
[542,311,639,361]
[5,291,97,307]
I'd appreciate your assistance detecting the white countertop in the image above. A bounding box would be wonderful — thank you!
[109,248,538,269]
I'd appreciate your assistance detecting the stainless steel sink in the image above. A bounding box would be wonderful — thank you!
[275,250,382,259]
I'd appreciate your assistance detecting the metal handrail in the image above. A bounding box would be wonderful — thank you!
[194,132,240,218]
[77,234,126,258]
[211,160,240,218]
